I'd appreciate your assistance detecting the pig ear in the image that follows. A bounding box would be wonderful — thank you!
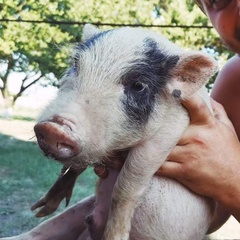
[166,52,218,98]
[82,24,100,41]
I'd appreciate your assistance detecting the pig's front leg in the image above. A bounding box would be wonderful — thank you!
[31,166,85,217]
[103,131,181,240]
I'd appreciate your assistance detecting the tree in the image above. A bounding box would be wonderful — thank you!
[0,0,160,108]
[0,0,232,108]
[0,0,74,108]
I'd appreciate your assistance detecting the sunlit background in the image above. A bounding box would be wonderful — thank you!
[0,0,239,238]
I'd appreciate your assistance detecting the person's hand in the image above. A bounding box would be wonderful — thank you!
[157,93,240,201]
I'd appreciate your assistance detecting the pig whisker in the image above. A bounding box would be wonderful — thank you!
[62,166,71,176]
[29,135,36,141]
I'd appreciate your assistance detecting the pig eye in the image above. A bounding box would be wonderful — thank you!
[130,82,147,92]
[69,56,79,73]
[73,57,78,70]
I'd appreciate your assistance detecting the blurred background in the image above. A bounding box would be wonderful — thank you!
[0,0,239,238]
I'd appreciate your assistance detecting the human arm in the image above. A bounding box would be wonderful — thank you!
[211,55,240,140]
[157,94,240,222]
[158,55,240,222]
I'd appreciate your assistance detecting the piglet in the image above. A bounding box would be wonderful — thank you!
[34,25,221,240]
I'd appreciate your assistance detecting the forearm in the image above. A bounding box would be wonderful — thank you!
[214,183,240,222]
[207,203,230,233]
[30,195,95,240]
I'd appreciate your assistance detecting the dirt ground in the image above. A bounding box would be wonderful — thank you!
[0,118,240,239]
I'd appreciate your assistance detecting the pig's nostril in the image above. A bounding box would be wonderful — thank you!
[34,121,81,160]
[57,142,75,158]
[38,133,45,142]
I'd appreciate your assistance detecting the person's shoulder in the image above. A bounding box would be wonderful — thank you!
[220,55,240,76]
[211,54,240,138]
[211,54,240,100]
[215,55,240,85]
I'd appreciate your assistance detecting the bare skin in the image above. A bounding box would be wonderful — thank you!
[211,56,240,139]
[2,196,95,240]
[158,92,240,222]
[159,0,240,223]
[198,0,240,54]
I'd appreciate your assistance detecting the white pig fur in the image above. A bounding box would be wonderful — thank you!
[37,25,220,240]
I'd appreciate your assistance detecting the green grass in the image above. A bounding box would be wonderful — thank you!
[0,132,97,237]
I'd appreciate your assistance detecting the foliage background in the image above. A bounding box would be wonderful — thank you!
[0,0,234,107]
[0,0,238,238]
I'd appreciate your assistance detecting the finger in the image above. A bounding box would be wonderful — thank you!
[175,126,195,145]
[211,98,232,124]
[167,145,188,162]
[155,161,182,178]
[210,98,229,120]
[94,165,109,179]
[181,93,212,124]
[211,98,237,135]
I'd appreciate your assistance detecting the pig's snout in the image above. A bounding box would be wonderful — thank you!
[34,116,81,160]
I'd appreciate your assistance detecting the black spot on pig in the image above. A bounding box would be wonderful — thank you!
[172,89,182,98]
[79,30,112,51]
[121,38,179,125]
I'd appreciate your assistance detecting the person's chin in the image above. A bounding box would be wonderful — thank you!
[222,39,240,54]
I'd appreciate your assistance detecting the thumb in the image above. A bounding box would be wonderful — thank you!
[181,93,212,125]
